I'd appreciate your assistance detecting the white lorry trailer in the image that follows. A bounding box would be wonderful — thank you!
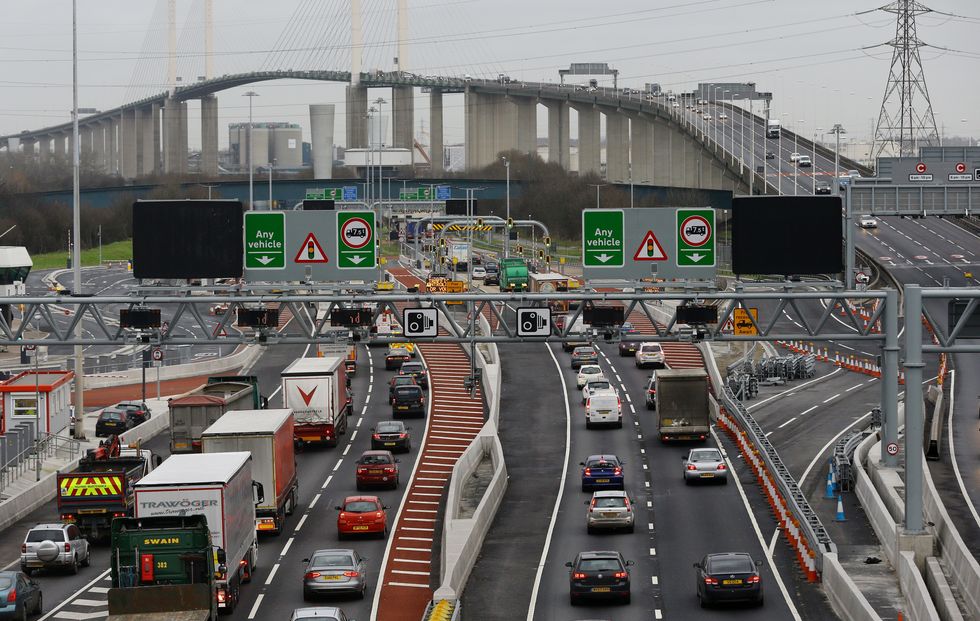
[281,357,350,447]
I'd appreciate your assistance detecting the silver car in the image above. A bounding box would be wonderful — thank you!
[683,448,728,484]
[21,523,90,575]
[302,549,367,600]
[635,342,666,369]
[585,490,635,533]
[290,607,355,621]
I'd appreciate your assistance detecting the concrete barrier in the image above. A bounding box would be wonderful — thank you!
[822,552,882,621]
[924,557,964,621]
[897,551,941,621]
[854,432,900,567]
[84,344,262,389]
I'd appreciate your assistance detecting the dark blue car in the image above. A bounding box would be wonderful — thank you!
[0,571,42,620]
[580,454,625,492]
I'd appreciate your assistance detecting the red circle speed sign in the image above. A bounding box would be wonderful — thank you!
[915,162,927,173]
[955,162,967,173]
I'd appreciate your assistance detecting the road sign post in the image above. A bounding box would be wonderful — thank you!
[582,209,625,268]
[244,212,286,269]
[676,208,715,267]
[337,211,377,269]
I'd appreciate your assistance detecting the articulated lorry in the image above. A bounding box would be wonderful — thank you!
[655,368,711,442]
[281,357,350,447]
[57,436,159,541]
[168,376,266,454]
[107,515,218,621]
[134,452,262,614]
[202,409,298,535]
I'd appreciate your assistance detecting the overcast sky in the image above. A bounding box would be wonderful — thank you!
[2,0,977,149]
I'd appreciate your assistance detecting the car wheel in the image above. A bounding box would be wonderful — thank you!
[357,585,366,600]
[81,550,91,567]
[581,484,589,492]
[569,593,580,606]
[303,588,312,602]
[18,604,27,621]
[699,594,707,608]
[721,477,728,485]
[585,421,592,430]
[70,556,79,574]
[756,593,764,607]
[623,592,631,605]
[587,526,595,535]
[356,482,364,492]
[617,420,623,429]
[627,523,635,533]
[34,593,43,614]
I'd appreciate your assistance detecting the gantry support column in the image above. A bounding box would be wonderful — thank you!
[605,111,629,183]
[429,90,443,173]
[572,104,601,176]
[200,95,219,177]
[120,109,138,179]
[392,85,414,151]
[346,85,368,149]
[544,100,570,169]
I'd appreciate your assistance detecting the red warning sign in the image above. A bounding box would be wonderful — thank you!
[633,230,668,261]
[294,233,328,263]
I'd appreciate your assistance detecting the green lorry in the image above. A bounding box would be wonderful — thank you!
[107,515,219,621]
[498,257,529,290]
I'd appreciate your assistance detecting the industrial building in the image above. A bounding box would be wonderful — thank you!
[229,122,303,170]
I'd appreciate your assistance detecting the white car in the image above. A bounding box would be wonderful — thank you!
[635,342,666,369]
[582,378,615,405]
[703,114,713,121]
[797,155,812,167]
[576,364,604,389]
[471,266,487,279]
[672,102,680,108]
[789,152,802,163]
[718,112,728,120]
[858,216,878,229]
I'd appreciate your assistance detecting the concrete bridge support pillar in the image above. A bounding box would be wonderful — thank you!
[392,85,414,150]
[120,110,138,179]
[80,126,93,158]
[429,90,443,173]
[92,124,105,170]
[346,85,368,149]
[139,104,161,176]
[309,104,336,180]
[54,134,66,159]
[516,98,537,155]
[200,96,219,177]
[628,114,654,186]
[177,101,188,174]
[572,104,601,176]
[20,138,35,157]
[493,96,518,157]
[36,136,50,159]
[651,118,671,186]
[605,111,629,183]
[162,97,187,174]
[544,101,570,169]
[464,90,481,170]
[106,118,118,174]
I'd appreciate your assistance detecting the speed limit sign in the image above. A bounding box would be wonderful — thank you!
[886,442,899,456]
[151,347,164,362]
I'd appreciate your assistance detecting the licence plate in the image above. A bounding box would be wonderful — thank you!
[723,579,742,585]
[319,575,343,581]
[591,587,611,593]
[352,525,369,531]
[398,406,409,410]
[700,473,715,478]
[602,512,618,518]
[384,442,396,446]
[595,478,610,483]
[369,469,383,474]
[598,410,610,414]
[26,561,43,568]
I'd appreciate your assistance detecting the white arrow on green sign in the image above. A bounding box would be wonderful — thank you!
[244,212,285,269]
[582,209,625,267]
[337,211,376,268]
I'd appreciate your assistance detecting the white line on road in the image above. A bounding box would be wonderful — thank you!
[845,383,864,392]
[822,393,840,404]
[37,569,111,621]
[777,417,797,429]
[747,368,842,411]
[279,537,294,557]
[768,529,780,555]
[295,514,308,532]
[310,493,321,508]
[650,547,656,556]
[247,594,265,619]
[333,458,343,472]
[265,563,280,585]
[946,371,980,533]
[322,475,332,490]
[343,444,351,455]
[800,405,819,416]
[651,575,659,585]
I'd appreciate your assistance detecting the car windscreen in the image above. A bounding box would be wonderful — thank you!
[360,454,392,465]
[640,344,662,353]
[579,558,623,572]
[344,501,379,513]
[400,364,423,373]
[579,366,601,374]
[708,557,755,574]
[0,577,13,590]
[587,381,611,391]
[376,422,404,433]
[587,458,619,468]
[590,395,617,406]
[296,617,339,621]
[594,496,626,508]
[689,450,722,462]
[26,529,64,542]
[573,348,595,355]
[99,411,123,421]
[311,554,354,568]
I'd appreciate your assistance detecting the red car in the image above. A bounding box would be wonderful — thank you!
[336,495,388,539]
[355,450,400,490]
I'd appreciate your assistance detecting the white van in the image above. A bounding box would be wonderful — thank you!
[586,392,622,429]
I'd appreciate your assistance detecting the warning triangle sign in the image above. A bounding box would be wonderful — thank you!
[294,232,329,263]
[633,230,668,261]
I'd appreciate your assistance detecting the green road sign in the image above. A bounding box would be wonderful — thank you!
[399,187,433,201]
[582,209,625,267]
[676,208,715,267]
[306,188,343,200]
[244,212,285,269]
[337,211,376,268]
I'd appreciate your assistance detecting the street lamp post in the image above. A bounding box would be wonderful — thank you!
[71,0,85,439]
[830,124,846,196]
[795,119,804,196]
[243,91,259,209]
[268,158,276,208]
[587,184,606,209]
[502,156,511,257]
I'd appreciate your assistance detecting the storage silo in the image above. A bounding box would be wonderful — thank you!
[271,124,303,168]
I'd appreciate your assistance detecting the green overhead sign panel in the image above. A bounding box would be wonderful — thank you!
[676,208,716,267]
[336,210,376,269]
[244,212,285,269]
[582,209,625,268]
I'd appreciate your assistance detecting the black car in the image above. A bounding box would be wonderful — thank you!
[116,400,151,425]
[385,346,411,370]
[398,361,429,389]
[566,550,634,605]
[389,375,418,404]
[618,341,638,357]
[484,270,500,286]
[765,150,775,160]
[695,552,764,608]
[570,346,598,370]
[95,408,134,437]
[371,420,411,452]
[814,179,832,194]
[391,385,425,418]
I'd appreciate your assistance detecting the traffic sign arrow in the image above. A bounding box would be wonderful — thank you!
[256,256,274,265]
[594,253,615,263]
[348,256,365,265]
[686,252,706,263]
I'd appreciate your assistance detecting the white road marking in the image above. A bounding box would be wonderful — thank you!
[946,371,980,532]
[747,368,842,411]
[343,444,351,455]
[822,393,840,404]
[777,417,797,429]
[333,458,343,472]
[321,475,332,490]
[845,383,863,392]
[247,594,265,619]
[768,529,780,555]
[265,563,280,585]
[650,547,656,556]
[37,569,111,621]
[310,493,321,508]
[279,537,294,557]
[295,514,308,532]
[651,575,659,585]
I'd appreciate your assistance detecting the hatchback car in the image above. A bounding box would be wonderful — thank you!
[355,451,399,490]
[21,523,90,575]
[618,340,639,357]
[471,266,487,279]
[581,379,614,405]
[566,551,634,605]
[635,342,666,369]
[336,496,388,539]
[683,448,728,484]
[391,385,425,417]
[765,150,776,160]
[388,375,417,404]
[797,155,812,167]
[580,455,625,492]
[302,549,368,600]
[290,607,353,621]
[371,420,411,453]
[116,400,151,425]
[695,552,764,607]
[789,152,801,162]
[586,490,635,533]
[575,364,604,389]
[398,361,429,389]
[384,345,411,370]
[95,408,134,437]
[0,571,42,620]
[570,346,598,370]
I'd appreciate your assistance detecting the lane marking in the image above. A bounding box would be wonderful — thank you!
[946,371,980,532]
[650,547,656,556]
[37,569,111,621]
[333,458,343,472]
[768,529,780,555]
[822,393,840,404]
[777,417,797,429]
[712,429,802,620]
[265,563,280,585]
[279,537,294,557]
[526,344,572,621]
[294,514,308,532]
[309,493,321,508]
[651,575,659,585]
[800,405,819,416]
[747,368,842,411]
[845,383,863,392]
[247,594,265,619]
[321,475,332,490]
